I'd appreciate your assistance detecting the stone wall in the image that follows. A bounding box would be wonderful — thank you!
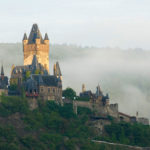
[73,100,119,118]
[138,117,149,125]
[23,40,50,72]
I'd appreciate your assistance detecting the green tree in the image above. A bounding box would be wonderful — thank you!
[25,71,31,79]
[62,88,76,100]
[9,84,17,91]
[35,69,40,75]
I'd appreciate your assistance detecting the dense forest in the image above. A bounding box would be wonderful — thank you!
[0,95,149,150]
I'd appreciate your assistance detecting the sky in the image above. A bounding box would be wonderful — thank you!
[0,0,150,49]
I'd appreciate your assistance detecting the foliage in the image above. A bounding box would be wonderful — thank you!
[0,96,29,116]
[0,96,149,149]
[25,71,31,79]
[34,69,40,75]
[96,122,150,147]
[9,84,17,91]
[62,87,76,100]
[76,96,90,101]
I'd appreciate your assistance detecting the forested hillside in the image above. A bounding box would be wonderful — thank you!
[0,95,149,150]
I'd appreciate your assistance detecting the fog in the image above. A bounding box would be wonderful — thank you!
[0,43,150,119]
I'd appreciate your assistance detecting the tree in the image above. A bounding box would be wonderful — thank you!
[62,88,76,100]
[35,69,40,75]
[25,71,31,79]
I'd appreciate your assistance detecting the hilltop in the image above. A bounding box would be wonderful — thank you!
[0,95,149,150]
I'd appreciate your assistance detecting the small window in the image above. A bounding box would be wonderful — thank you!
[48,88,50,93]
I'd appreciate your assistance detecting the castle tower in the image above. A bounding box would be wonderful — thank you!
[1,65,4,80]
[53,62,62,81]
[82,84,86,93]
[23,24,50,73]
[96,84,103,97]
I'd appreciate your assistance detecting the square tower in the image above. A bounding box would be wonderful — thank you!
[23,24,50,73]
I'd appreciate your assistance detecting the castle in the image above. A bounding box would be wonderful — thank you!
[7,24,62,104]
[0,23,149,125]
[73,84,149,126]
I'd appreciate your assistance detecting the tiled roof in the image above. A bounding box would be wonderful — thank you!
[32,75,59,87]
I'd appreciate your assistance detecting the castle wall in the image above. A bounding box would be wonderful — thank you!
[73,101,119,118]
[39,85,62,104]
[138,117,149,125]
[119,112,131,122]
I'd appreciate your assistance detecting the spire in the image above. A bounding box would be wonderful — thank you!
[96,84,103,97]
[32,55,38,68]
[53,63,56,76]
[56,62,62,76]
[23,33,27,40]
[1,65,4,76]
[44,33,49,40]
[28,24,43,44]
[82,84,86,93]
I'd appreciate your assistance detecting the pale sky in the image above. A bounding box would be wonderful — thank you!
[0,0,150,49]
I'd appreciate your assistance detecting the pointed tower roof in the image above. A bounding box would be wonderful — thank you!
[96,84,103,97]
[44,33,49,40]
[53,63,56,76]
[32,55,38,68]
[56,61,62,76]
[28,24,43,44]
[1,65,4,76]
[23,33,27,40]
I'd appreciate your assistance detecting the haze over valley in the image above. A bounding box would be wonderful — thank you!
[1,43,150,119]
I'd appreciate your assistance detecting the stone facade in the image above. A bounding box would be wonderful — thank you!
[74,85,119,118]
[74,84,149,125]
[138,117,149,125]
[23,24,50,72]
[10,55,48,89]
[25,74,62,104]
[9,24,63,103]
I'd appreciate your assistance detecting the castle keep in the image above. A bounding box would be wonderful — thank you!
[9,24,62,104]
[23,24,50,72]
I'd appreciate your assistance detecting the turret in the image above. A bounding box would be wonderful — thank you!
[44,33,49,44]
[54,62,62,81]
[82,84,86,93]
[96,84,103,98]
[23,33,28,45]
[53,63,57,76]
[1,65,4,80]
